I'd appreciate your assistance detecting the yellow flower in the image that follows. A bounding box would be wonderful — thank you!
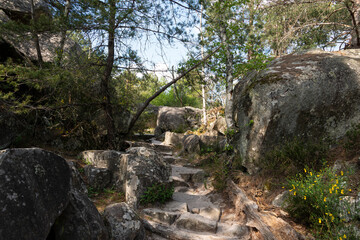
[304,196,306,200]
[324,197,327,202]
[344,234,347,238]
[341,171,343,176]
[339,237,342,240]
[310,172,313,176]
[319,218,321,224]
[349,189,352,192]
[341,189,344,194]
[329,189,332,194]
[304,168,307,173]
[294,191,296,196]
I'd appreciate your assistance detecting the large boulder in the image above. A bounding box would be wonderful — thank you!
[182,134,201,154]
[0,148,71,240]
[155,106,202,136]
[0,148,109,240]
[233,49,360,173]
[124,147,171,208]
[103,203,145,240]
[0,0,81,63]
[81,147,171,209]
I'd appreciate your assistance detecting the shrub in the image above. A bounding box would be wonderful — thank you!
[261,138,328,176]
[286,167,356,239]
[344,124,360,156]
[140,182,174,205]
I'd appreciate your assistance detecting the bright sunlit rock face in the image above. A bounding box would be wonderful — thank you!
[233,49,360,173]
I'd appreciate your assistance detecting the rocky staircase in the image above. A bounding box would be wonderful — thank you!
[135,139,304,240]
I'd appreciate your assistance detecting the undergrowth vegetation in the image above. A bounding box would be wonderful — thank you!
[140,182,174,205]
[260,138,328,176]
[286,167,358,239]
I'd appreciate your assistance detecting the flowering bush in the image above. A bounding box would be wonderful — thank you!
[286,167,356,239]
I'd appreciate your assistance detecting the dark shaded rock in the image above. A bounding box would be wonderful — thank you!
[233,49,360,173]
[103,202,145,240]
[0,148,71,240]
[51,191,109,240]
[0,109,21,149]
[199,135,226,152]
[155,106,202,136]
[84,165,112,190]
[67,161,87,194]
[182,134,200,154]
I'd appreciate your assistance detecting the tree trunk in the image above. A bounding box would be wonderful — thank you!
[102,0,116,148]
[57,0,71,64]
[351,0,360,48]
[126,46,221,135]
[200,4,207,125]
[219,20,235,130]
[30,0,43,67]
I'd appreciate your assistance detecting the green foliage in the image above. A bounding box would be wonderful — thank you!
[201,146,214,155]
[261,138,328,176]
[140,183,174,205]
[286,167,357,239]
[224,128,236,137]
[211,156,230,191]
[344,124,360,155]
[223,143,233,152]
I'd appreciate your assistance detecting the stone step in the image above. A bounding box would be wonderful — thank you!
[174,212,217,233]
[172,191,217,210]
[171,165,206,184]
[126,141,173,153]
[192,206,221,222]
[162,155,185,164]
[144,219,249,240]
[216,222,250,238]
[163,201,189,213]
[142,208,181,225]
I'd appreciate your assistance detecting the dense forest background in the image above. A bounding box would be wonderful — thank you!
[1,0,359,150]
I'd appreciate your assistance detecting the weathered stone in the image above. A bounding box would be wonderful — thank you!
[198,206,221,221]
[175,212,217,233]
[142,208,181,225]
[272,191,290,208]
[163,201,189,213]
[80,150,126,190]
[183,134,200,154]
[124,147,171,208]
[163,131,184,147]
[103,203,145,240]
[209,116,227,135]
[83,165,112,190]
[155,106,202,136]
[217,223,250,238]
[199,135,226,152]
[233,49,360,173]
[0,148,71,240]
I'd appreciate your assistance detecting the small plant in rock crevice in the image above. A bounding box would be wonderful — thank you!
[140,182,174,205]
[286,166,357,239]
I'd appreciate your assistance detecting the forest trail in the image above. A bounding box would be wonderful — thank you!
[135,139,304,240]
